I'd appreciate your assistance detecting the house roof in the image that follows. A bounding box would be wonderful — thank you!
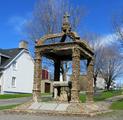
[0,48,25,70]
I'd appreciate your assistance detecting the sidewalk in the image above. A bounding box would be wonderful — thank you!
[0,97,32,106]
[1,94,123,116]
[104,95,123,103]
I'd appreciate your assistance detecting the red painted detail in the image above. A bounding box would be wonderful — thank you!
[42,69,49,80]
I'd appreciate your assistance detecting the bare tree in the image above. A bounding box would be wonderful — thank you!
[25,0,85,42]
[99,45,123,90]
[83,32,123,91]
[82,33,104,91]
[25,0,85,81]
[112,13,123,45]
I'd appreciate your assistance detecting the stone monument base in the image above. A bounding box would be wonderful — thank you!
[7,101,112,117]
[66,103,83,113]
[55,91,68,102]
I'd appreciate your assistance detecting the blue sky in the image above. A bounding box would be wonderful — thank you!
[0,0,123,49]
[0,0,35,48]
[79,0,123,34]
[0,0,123,84]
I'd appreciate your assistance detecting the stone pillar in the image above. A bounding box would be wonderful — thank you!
[86,58,94,102]
[71,48,80,103]
[32,50,42,102]
[54,60,61,81]
[54,60,61,97]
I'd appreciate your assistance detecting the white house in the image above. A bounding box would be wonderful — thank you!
[0,41,34,94]
[62,74,106,90]
[96,77,105,89]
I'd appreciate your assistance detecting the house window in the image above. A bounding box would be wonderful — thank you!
[11,77,16,88]
[12,61,17,70]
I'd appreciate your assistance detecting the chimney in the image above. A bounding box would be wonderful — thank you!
[19,40,28,49]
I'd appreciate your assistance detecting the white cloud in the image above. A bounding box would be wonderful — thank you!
[8,16,28,33]
[99,33,119,45]
[94,33,120,49]
[7,11,32,34]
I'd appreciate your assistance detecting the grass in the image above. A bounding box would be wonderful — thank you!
[0,104,19,110]
[94,90,122,101]
[0,93,32,99]
[79,90,123,103]
[0,93,52,100]
[110,99,123,110]
[0,90,122,102]
[79,94,86,102]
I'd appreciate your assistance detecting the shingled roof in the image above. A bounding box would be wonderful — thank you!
[0,48,24,70]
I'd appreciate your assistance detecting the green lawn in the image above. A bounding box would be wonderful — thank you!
[94,90,122,101]
[110,99,123,110]
[0,93,53,100]
[0,93,32,99]
[0,90,122,102]
[79,94,86,102]
[80,90,123,103]
[0,104,19,110]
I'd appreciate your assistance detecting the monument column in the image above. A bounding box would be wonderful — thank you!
[54,60,61,97]
[71,47,80,103]
[33,49,42,102]
[86,58,94,102]
[54,60,61,81]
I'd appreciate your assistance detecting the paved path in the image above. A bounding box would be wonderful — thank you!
[0,95,123,119]
[0,110,123,120]
[0,97,32,106]
[104,95,123,103]
[0,96,52,106]
[0,94,123,115]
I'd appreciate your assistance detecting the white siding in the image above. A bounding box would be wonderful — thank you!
[2,51,34,93]
[0,74,4,94]
[96,77,105,89]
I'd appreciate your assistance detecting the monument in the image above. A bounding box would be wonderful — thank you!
[10,14,112,116]
[32,13,94,104]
